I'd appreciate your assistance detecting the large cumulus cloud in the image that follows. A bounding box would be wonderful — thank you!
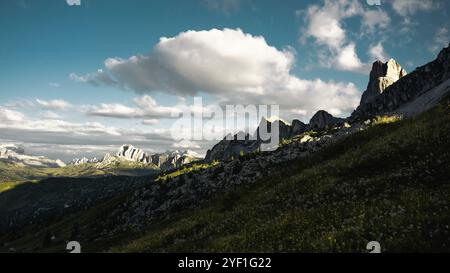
[72,28,361,119]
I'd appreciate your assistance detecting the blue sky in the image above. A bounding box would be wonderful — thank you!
[0,0,449,161]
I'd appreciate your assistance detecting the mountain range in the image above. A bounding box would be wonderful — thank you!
[0,144,66,168]
[71,145,201,172]
[4,44,449,172]
[0,44,450,253]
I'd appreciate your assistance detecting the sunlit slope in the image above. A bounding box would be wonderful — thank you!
[3,97,450,253]
[0,160,159,186]
[113,98,450,253]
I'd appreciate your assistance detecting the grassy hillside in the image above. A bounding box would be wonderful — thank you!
[2,97,450,253]
[0,160,159,187]
[110,97,450,253]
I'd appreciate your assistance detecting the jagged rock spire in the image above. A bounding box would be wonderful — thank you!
[360,58,407,105]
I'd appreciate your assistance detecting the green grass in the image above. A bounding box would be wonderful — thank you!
[0,159,159,185]
[0,181,27,193]
[372,115,403,125]
[0,192,133,253]
[2,98,450,253]
[156,161,220,181]
[109,100,450,253]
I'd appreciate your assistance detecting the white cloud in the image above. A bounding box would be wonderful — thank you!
[172,140,201,149]
[4,99,35,109]
[36,99,73,110]
[0,107,120,137]
[70,69,117,86]
[39,111,61,120]
[0,106,183,161]
[0,107,25,122]
[335,43,365,72]
[97,28,296,96]
[362,9,391,33]
[300,0,391,74]
[69,73,87,82]
[142,119,159,126]
[303,7,346,49]
[74,28,361,120]
[133,95,178,117]
[389,0,437,35]
[390,0,435,17]
[429,27,449,53]
[83,103,140,118]
[301,0,362,49]
[66,0,81,6]
[369,42,389,62]
[83,95,177,119]
[334,42,389,73]
[49,82,61,88]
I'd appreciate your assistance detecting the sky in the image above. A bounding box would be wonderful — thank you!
[0,0,449,162]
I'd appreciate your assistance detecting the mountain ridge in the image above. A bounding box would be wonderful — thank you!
[72,144,202,172]
[351,43,450,120]
[2,45,450,253]
[0,144,66,168]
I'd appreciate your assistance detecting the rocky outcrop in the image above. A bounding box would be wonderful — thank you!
[308,110,344,130]
[205,112,346,163]
[205,117,309,162]
[360,59,407,105]
[78,146,200,172]
[205,133,261,163]
[352,44,450,120]
[5,45,450,244]
[0,144,66,168]
[151,153,168,168]
[255,117,293,140]
[292,119,307,135]
[0,144,25,156]
[203,44,450,164]
[100,120,364,235]
[153,150,201,171]
[117,144,151,164]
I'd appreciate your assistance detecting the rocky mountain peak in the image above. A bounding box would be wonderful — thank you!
[292,119,307,135]
[151,149,201,170]
[117,144,150,164]
[0,144,25,156]
[361,58,407,105]
[309,110,343,130]
[0,144,66,168]
[369,60,386,79]
[261,116,291,126]
[386,59,407,79]
[255,116,294,141]
[351,44,450,120]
